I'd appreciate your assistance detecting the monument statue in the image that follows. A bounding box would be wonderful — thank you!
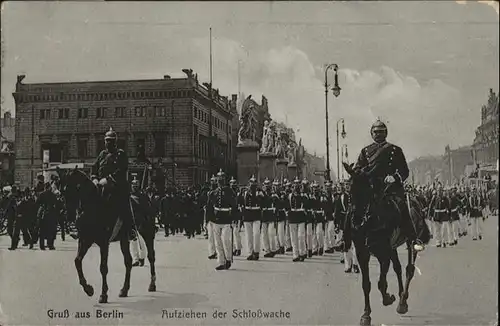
[238,95,258,145]
[260,120,278,154]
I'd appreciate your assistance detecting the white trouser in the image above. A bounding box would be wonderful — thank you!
[471,218,483,239]
[425,219,433,237]
[285,222,292,249]
[261,222,278,253]
[433,221,442,245]
[335,229,344,246]
[213,223,233,266]
[244,221,261,255]
[207,222,216,255]
[233,222,242,251]
[277,221,286,248]
[306,223,314,251]
[451,221,460,241]
[315,223,324,251]
[459,214,467,234]
[324,221,335,249]
[434,221,452,245]
[289,222,306,258]
[130,232,146,262]
[344,242,358,269]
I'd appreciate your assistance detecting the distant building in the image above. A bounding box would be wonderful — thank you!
[472,89,499,168]
[443,145,474,185]
[0,111,15,185]
[301,151,326,186]
[408,155,443,185]
[13,72,238,188]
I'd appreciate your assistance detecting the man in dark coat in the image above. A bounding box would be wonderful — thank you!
[37,183,58,250]
[91,127,132,240]
[354,120,423,251]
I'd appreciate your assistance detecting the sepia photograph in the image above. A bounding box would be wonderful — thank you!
[0,1,498,325]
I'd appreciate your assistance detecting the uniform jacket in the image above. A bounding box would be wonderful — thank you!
[242,189,263,222]
[333,192,349,226]
[288,191,307,223]
[261,191,278,222]
[309,191,326,222]
[449,194,461,221]
[36,190,57,221]
[207,186,237,224]
[355,141,409,195]
[93,148,129,187]
[428,194,450,222]
[468,193,484,218]
[275,192,288,222]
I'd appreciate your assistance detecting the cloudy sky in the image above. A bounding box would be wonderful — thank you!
[1,1,498,163]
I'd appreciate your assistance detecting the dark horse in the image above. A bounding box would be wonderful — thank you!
[342,162,430,326]
[58,168,157,303]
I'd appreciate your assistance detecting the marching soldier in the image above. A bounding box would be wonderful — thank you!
[206,175,218,259]
[206,169,237,270]
[261,178,278,258]
[91,127,133,240]
[288,177,307,262]
[37,182,58,250]
[274,179,288,255]
[4,186,19,250]
[283,179,293,252]
[242,175,263,260]
[160,187,175,237]
[457,186,469,237]
[310,182,325,256]
[323,181,336,253]
[449,186,461,246]
[301,178,315,258]
[428,184,451,247]
[469,186,484,240]
[230,177,243,256]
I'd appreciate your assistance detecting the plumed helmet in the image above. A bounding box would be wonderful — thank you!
[229,177,237,185]
[263,177,271,186]
[371,119,387,131]
[105,127,117,140]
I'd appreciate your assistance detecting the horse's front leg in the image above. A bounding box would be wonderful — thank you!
[376,252,396,306]
[390,248,405,305]
[355,241,372,326]
[98,242,110,303]
[142,225,156,292]
[74,238,94,297]
[397,243,418,314]
[119,236,132,297]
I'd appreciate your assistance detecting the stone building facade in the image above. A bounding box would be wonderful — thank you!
[0,111,15,185]
[472,89,499,168]
[13,71,238,188]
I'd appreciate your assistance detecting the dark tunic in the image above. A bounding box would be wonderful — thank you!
[261,191,277,223]
[310,192,325,223]
[288,191,306,224]
[242,190,262,222]
[449,194,461,221]
[207,186,237,225]
[428,194,450,222]
[468,194,484,218]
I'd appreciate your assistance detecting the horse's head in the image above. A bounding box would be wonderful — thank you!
[343,162,373,213]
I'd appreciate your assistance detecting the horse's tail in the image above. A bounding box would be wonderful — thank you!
[408,195,431,245]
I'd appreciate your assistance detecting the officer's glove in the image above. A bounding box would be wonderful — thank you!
[98,178,108,186]
[384,175,396,184]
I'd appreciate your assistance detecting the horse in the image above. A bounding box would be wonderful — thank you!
[342,162,430,326]
[58,168,157,304]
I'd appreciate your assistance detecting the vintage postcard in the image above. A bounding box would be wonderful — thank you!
[0,1,498,325]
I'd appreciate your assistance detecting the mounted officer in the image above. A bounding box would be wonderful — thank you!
[354,120,423,251]
[91,127,133,240]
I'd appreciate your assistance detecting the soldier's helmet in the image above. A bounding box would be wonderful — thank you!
[371,119,387,131]
[105,127,117,140]
[131,176,140,187]
[272,179,280,187]
[210,175,217,183]
[263,178,271,186]
[293,177,301,185]
[325,181,332,189]
[229,177,237,186]
[301,177,309,186]
[249,175,257,184]
[217,169,226,183]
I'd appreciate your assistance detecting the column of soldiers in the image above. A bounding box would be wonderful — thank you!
[1,176,67,251]
[406,182,494,248]
[203,170,359,272]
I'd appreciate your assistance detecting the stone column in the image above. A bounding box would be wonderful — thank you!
[236,140,260,185]
[275,158,289,181]
[258,152,276,183]
[287,162,298,180]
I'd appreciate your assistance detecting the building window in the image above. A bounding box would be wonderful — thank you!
[115,107,125,118]
[40,109,51,119]
[155,106,166,117]
[77,138,88,158]
[96,107,107,119]
[58,108,69,119]
[134,107,146,117]
[78,108,88,119]
[155,136,165,157]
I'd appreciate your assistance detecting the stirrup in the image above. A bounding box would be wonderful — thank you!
[413,239,425,252]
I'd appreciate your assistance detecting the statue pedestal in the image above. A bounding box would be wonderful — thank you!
[236,140,260,185]
[275,158,289,180]
[287,162,298,180]
[258,152,276,183]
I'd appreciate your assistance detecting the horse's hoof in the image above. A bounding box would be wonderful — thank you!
[383,294,396,306]
[98,294,108,304]
[397,302,408,314]
[118,289,128,298]
[83,284,94,297]
[148,284,156,292]
[360,315,371,326]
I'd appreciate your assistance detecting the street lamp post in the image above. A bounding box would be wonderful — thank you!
[324,63,341,181]
[336,118,346,182]
[341,144,348,180]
